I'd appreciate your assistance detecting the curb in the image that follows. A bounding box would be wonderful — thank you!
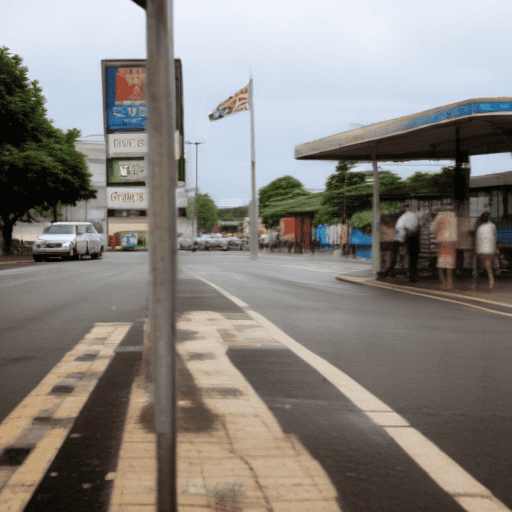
[334,274,512,310]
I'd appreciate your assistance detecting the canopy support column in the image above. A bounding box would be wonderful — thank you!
[371,147,380,275]
[454,127,470,217]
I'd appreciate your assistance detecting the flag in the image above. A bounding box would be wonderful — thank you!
[209,84,249,121]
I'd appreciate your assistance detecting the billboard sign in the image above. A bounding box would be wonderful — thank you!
[108,158,146,184]
[107,133,148,158]
[103,60,147,133]
[102,59,185,182]
[108,187,148,209]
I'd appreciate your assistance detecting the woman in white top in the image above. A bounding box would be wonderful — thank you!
[475,212,497,290]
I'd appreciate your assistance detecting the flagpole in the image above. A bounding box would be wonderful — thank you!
[248,78,258,260]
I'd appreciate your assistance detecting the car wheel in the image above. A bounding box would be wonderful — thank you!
[222,245,228,251]
[33,255,43,262]
[43,256,50,262]
[192,247,197,252]
[97,247,103,259]
[70,247,79,260]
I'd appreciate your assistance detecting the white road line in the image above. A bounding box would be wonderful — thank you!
[189,271,511,512]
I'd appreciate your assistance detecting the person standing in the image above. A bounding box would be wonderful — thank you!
[475,212,497,290]
[395,205,420,282]
[430,206,458,290]
[377,210,403,279]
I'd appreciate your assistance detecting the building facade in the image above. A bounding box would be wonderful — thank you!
[12,139,193,243]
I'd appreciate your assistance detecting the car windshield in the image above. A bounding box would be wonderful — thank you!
[43,225,75,235]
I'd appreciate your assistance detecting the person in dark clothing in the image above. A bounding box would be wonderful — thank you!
[395,205,420,282]
[377,209,405,279]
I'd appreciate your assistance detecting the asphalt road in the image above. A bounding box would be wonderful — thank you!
[180,251,512,511]
[2,250,511,510]
[0,252,149,424]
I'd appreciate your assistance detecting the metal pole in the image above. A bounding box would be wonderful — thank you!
[248,78,258,260]
[146,1,177,511]
[195,144,198,236]
[371,147,381,275]
[185,141,204,237]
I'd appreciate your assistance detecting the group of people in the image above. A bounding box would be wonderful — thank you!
[378,204,497,291]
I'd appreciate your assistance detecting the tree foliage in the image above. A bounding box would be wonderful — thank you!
[218,205,248,221]
[259,176,312,226]
[259,176,310,212]
[315,160,458,226]
[315,161,370,225]
[187,193,219,232]
[0,47,97,253]
[349,202,402,230]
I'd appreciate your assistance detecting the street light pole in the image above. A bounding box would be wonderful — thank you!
[185,141,205,237]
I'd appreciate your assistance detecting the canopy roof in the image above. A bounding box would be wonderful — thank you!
[295,98,512,162]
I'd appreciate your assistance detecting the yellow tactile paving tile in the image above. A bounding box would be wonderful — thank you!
[0,322,132,512]
[109,312,343,512]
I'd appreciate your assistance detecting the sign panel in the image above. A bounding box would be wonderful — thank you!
[108,187,148,209]
[107,133,148,157]
[102,59,185,181]
[108,158,146,184]
[121,233,138,247]
[104,62,147,132]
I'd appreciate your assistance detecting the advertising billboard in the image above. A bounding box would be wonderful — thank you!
[102,59,185,182]
[103,60,147,133]
[108,187,148,209]
[107,132,148,158]
[108,158,146,185]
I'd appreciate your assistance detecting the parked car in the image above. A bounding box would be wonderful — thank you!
[224,235,245,250]
[32,222,104,261]
[208,233,229,251]
[196,234,212,251]
[178,235,198,251]
[196,233,229,251]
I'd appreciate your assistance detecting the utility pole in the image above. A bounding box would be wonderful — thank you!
[146,0,177,510]
[185,141,205,236]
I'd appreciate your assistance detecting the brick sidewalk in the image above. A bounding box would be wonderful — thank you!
[108,312,343,512]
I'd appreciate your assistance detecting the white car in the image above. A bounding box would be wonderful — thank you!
[32,222,104,261]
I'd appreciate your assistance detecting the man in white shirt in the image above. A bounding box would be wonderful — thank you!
[395,205,420,282]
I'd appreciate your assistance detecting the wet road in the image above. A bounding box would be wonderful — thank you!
[181,251,512,510]
[2,250,511,510]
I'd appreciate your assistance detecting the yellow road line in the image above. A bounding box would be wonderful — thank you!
[0,322,132,512]
[189,272,511,512]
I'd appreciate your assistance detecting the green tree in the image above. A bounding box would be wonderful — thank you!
[259,176,312,226]
[187,193,219,232]
[349,202,402,230]
[315,161,408,226]
[0,47,97,254]
[315,161,366,225]
[259,176,310,213]
[403,167,457,195]
[218,210,235,221]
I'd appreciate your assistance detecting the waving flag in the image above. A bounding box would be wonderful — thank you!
[209,84,249,121]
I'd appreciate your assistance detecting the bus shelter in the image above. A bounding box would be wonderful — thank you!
[295,97,512,274]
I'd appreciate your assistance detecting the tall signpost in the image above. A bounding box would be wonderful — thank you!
[102,3,182,506]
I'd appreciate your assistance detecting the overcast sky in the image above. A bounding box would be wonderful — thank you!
[3,0,512,206]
